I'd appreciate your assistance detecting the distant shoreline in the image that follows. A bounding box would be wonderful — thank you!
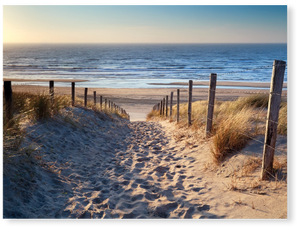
[147,80,287,88]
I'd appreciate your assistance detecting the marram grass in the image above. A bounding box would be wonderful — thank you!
[147,94,287,164]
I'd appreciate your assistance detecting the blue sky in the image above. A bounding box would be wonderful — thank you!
[3,5,287,43]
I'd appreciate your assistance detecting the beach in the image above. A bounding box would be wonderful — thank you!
[3,82,287,219]
[10,81,287,121]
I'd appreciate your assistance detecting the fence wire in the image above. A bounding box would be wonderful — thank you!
[156,64,288,181]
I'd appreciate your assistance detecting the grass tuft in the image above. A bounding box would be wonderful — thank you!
[278,102,287,135]
[3,91,128,163]
[210,109,253,164]
[147,94,286,167]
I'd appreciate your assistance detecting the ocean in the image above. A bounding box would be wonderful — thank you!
[3,43,287,89]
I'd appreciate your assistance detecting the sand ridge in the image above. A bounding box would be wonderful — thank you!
[10,85,287,121]
[3,106,287,219]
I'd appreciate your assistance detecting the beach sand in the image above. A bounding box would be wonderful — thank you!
[10,82,287,121]
[3,83,287,219]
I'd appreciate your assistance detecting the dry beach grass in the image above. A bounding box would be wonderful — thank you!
[148,94,286,164]
[3,86,287,219]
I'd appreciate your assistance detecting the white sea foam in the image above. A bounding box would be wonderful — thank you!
[3,43,287,88]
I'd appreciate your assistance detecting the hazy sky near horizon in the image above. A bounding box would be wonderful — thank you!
[3,5,287,44]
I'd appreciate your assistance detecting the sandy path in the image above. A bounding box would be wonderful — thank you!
[3,106,287,219]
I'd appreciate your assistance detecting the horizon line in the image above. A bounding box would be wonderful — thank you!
[4,3,288,6]
[3,42,287,45]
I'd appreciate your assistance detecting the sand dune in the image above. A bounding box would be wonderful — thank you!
[3,106,287,219]
[10,85,287,122]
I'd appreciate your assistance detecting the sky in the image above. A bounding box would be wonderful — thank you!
[2,5,287,44]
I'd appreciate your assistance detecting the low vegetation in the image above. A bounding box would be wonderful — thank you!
[147,94,287,165]
[3,91,128,164]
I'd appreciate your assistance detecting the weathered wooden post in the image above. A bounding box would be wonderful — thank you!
[261,60,286,180]
[188,80,193,126]
[177,89,180,123]
[105,99,107,110]
[206,73,217,137]
[170,92,173,117]
[100,96,103,111]
[84,88,88,107]
[162,98,165,117]
[160,101,163,116]
[49,80,54,103]
[166,95,168,117]
[93,91,96,105]
[71,82,75,106]
[4,81,13,127]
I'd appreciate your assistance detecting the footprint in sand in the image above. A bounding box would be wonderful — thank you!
[137,157,150,162]
[134,162,145,169]
[144,192,159,201]
[154,202,179,218]
[153,166,170,175]
[160,189,174,201]
[131,194,144,202]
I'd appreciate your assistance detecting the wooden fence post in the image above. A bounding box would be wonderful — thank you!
[100,96,103,110]
[177,89,180,123]
[166,95,168,117]
[105,99,107,110]
[206,73,217,137]
[160,101,163,116]
[188,80,193,126]
[4,81,13,126]
[94,91,96,105]
[71,82,75,106]
[261,60,286,180]
[49,80,54,103]
[162,98,165,117]
[170,92,173,117]
[84,88,88,107]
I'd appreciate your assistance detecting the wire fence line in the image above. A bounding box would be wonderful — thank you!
[199,115,286,157]
[153,60,287,180]
[154,97,286,152]
[73,87,131,120]
[170,112,287,157]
